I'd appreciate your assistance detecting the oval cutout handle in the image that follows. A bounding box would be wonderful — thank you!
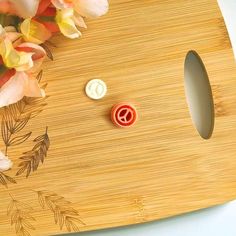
[184,51,215,139]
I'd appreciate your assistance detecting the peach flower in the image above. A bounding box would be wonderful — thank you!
[55,8,86,39]
[0,71,45,107]
[0,0,109,39]
[52,0,109,38]
[0,25,45,107]
[52,0,109,18]
[0,25,46,72]
[73,0,109,19]
[0,0,40,18]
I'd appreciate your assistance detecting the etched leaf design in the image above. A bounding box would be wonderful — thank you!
[7,196,36,236]
[7,199,15,216]
[1,94,48,155]
[1,111,11,145]
[13,117,30,133]
[4,174,17,184]
[16,127,50,178]
[36,70,43,82]
[36,191,85,232]
[0,173,7,186]
[0,172,16,188]
[9,132,32,146]
[41,43,54,61]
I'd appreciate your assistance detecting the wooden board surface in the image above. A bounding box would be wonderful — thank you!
[1,0,236,235]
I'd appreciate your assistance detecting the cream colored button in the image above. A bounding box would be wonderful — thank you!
[85,79,107,100]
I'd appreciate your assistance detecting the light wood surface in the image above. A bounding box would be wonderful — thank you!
[1,0,236,235]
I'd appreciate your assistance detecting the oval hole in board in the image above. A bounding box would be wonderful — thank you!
[184,50,215,139]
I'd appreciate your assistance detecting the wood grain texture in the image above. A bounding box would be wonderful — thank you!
[1,0,236,235]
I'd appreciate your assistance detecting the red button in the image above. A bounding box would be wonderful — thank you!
[111,103,138,127]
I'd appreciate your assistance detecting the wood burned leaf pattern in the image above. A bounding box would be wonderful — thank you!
[36,70,43,82]
[36,191,85,232]
[7,196,36,236]
[41,43,54,61]
[16,127,50,178]
[0,172,16,188]
[9,132,32,146]
[1,94,48,155]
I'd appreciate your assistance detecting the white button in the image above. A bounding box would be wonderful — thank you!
[85,79,107,100]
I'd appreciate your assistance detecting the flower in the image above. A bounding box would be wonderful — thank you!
[16,42,47,73]
[1,0,109,39]
[0,151,12,172]
[0,25,46,107]
[73,0,109,19]
[52,0,109,18]
[0,25,34,71]
[36,1,60,34]
[0,0,58,40]
[0,25,46,72]
[55,8,86,39]
[18,1,59,42]
[0,71,45,107]
[0,0,40,18]
[52,0,108,38]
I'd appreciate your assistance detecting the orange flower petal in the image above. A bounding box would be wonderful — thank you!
[0,69,15,88]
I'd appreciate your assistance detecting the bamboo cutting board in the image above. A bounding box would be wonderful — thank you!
[1,0,236,235]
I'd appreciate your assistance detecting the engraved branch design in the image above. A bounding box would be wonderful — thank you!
[7,194,36,236]
[41,43,54,61]
[16,127,50,178]
[0,172,16,188]
[1,94,48,156]
[36,191,85,232]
